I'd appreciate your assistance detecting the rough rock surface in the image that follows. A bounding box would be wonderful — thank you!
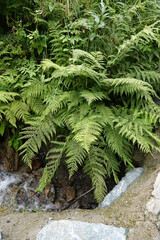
[146,172,160,215]
[146,197,160,216]
[99,168,144,208]
[152,172,160,199]
[36,220,128,240]
[0,229,3,240]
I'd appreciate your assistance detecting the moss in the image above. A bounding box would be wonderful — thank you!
[0,206,8,212]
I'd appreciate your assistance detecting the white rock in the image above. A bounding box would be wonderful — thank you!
[152,172,160,199]
[99,168,144,208]
[36,220,128,240]
[146,197,160,216]
[0,229,3,240]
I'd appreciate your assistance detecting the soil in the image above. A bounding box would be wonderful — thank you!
[1,149,160,240]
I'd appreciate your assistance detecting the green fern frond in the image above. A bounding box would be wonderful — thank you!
[51,65,102,83]
[0,91,19,103]
[130,69,160,85]
[19,119,56,167]
[101,143,120,184]
[91,52,105,67]
[108,21,160,65]
[113,106,160,153]
[42,60,103,84]
[103,78,155,101]
[0,74,16,86]
[94,103,114,126]
[22,79,47,100]
[3,105,17,127]
[144,129,160,151]
[9,100,30,121]
[0,105,4,122]
[41,59,62,71]
[25,98,46,115]
[104,125,133,166]
[83,144,108,203]
[42,91,70,117]
[65,139,87,178]
[144,103,160,125]
[67,91,83,111]
[72,115,103,152]
[0,114,3,122]
[70,18,89,29]
[72,49,104,69]
[66,103,91,129]
[80,89,107,105]
[2,100,30,127]
[37,140,65,192]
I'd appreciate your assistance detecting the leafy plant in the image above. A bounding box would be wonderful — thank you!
[1,0,160,203]
[20,49,160,203]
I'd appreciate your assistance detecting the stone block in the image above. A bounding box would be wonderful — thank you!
[36,220,128,240]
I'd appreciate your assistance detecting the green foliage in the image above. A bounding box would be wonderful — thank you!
[20,49,160,202]
[1,0,160,203]
[0,91,19,103]
[37,140,65,191]
[65,138,87,178]
[19,119,56,168]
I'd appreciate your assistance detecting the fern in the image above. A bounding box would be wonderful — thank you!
[83,145,108,203]
[72,114,103,152]
[104,125,133,166]
[41,59,62,71]
[48,25,73,65]
[65,138,87,178]
[83,141,120,203]
[41,60,103,85]
[144,103,160,125]
[94,103,114,126]
[0,107,4,122]
[34,49,160,202]
[1,100,30,127]
[9,100,30,122]
[22,79,48,100]
[102,146,120,184]
[2,105,17,127]
[1,0,160,205]
[103,78,155,102]
[129,69,160,91]
[37,141,65,192]
[72,49,104,69]
[25,98,46,115]
[108,21,160,65]
[19,119,56,168]
[80,88,107,105]
[0,91,19,103]
[113,106,160,153]
[43,91,70,114]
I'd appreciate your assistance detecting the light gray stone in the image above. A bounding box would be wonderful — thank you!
[0,229,3,240]
[152,173,160,199]
[36,220,128,240]
[146,197,160,215]
[99,168,144,208]
[146,172,160,216]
